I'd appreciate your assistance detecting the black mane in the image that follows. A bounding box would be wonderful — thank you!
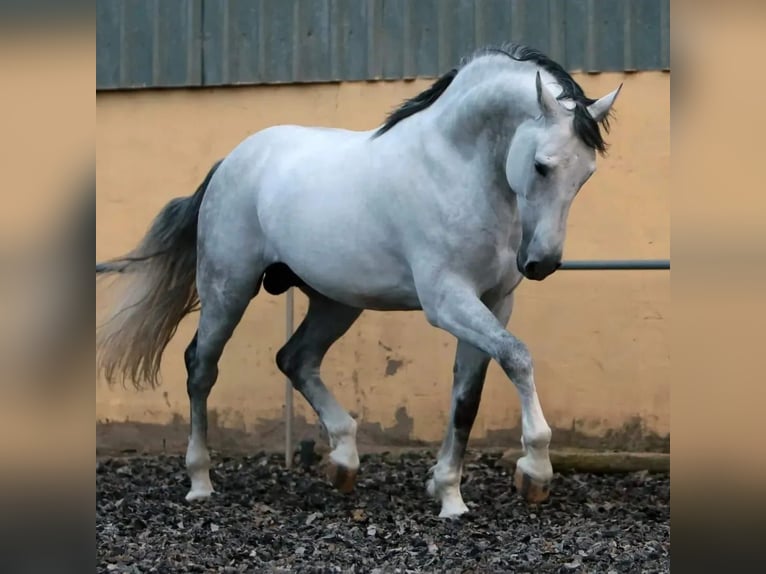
[372,42,612,154]
[372,68,459,138]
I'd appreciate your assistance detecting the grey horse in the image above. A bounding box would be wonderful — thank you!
[96,43,621,518]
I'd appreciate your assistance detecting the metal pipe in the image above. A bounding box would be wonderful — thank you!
[559,259,670,270]
[284,287,295,469]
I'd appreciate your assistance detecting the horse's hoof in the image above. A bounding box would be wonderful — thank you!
[438,498,469,519]
[185,487,214,502]
[324,460,358,493]
[514,467,551,504]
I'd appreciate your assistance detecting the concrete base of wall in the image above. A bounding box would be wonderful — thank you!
[96,448,669,475]
[498,448,669,474]
[97,416,669,459]
[96,420,669,474]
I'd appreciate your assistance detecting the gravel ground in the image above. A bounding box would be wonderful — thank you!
[97,451,669,573]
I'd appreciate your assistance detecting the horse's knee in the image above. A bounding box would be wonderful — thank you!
[500,338,534,382]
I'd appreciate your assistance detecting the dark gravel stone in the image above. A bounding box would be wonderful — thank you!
[97,451,669,573]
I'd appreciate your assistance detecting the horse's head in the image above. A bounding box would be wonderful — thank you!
[506,72,621,281]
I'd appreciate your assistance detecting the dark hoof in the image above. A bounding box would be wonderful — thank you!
[324,461,358,493]
[514,467,551,504]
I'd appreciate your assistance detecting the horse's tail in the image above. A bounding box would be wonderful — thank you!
[96,159,223,390]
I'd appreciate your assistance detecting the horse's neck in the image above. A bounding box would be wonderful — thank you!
[428,65,540,164]
[426,63,532,238]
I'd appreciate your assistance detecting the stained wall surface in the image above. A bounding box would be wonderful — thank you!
[96,71,669,454]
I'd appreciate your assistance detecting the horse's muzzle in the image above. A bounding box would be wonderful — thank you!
[517,256,562,281]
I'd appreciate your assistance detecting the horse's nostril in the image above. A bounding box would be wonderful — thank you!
[524,261,539,277]
[523,258,560,280]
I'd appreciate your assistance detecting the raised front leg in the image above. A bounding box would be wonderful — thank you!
[276,290,363,493]
[420,278,553,507]
[428,293,515,517]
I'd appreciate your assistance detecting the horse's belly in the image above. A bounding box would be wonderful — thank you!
[282,247,422,311]
[307,272,422,311]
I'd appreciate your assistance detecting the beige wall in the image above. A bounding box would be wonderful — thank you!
[96,72,669,454]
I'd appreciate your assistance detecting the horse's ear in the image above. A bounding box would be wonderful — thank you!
[587,84,623,123]
[535,71,562,119]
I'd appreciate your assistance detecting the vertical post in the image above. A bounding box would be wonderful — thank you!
[284,287,295,469]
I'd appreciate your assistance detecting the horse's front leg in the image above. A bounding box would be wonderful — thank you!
[420,277,553,510]
[427,293,515,518]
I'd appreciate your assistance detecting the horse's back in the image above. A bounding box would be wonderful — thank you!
[246,123,373,158]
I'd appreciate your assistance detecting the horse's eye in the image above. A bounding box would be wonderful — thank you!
[534,162,550,177]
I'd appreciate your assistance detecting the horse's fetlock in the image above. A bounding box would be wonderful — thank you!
[525,426,552,450]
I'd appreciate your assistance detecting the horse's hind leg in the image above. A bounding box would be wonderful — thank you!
[276,290,362,492]
[184,256,263,501]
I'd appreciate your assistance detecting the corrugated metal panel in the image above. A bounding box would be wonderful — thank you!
[296,0,333,82]
[96,0,122,89]
[157,0,203,86]
[329,0,370,81]
[97,0,201,89]
[97,0,670,91]
[437,0,475,71]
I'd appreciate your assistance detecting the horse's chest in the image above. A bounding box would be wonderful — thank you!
[482,244,517,283]
[456,225,520,288]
